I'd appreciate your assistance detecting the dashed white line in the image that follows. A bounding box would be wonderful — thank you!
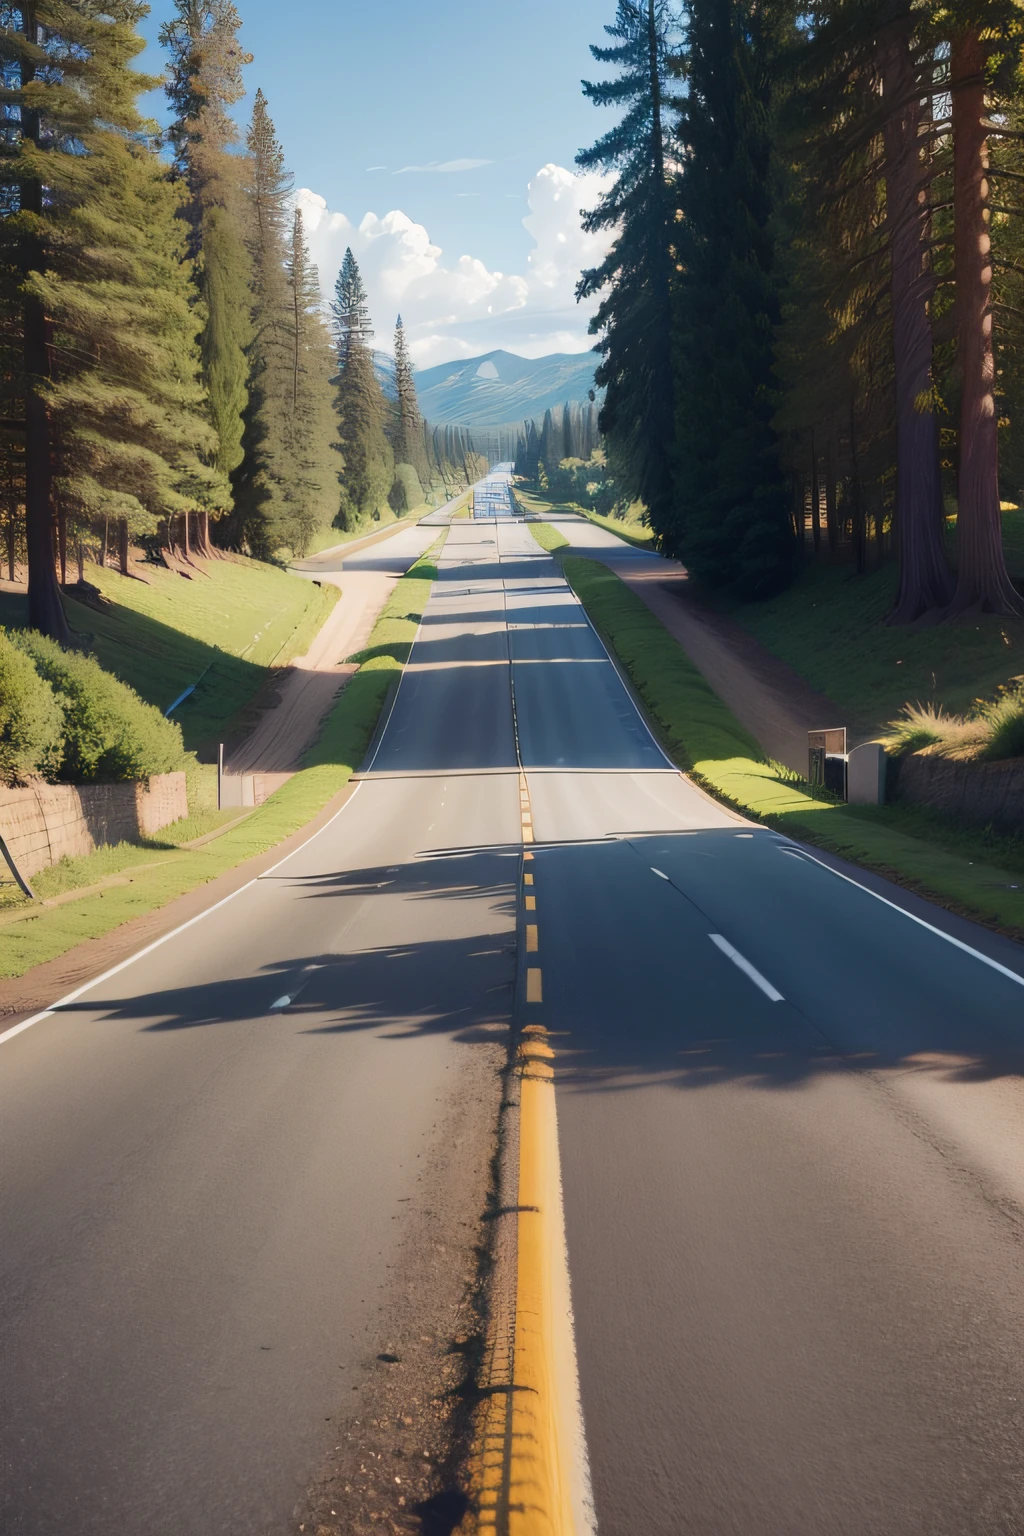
[651,867,669,880]
[709,934,784,1002]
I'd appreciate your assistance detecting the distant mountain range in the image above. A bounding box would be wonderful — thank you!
[409,349,601,428]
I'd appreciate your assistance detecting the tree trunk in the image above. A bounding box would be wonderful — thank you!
[882,31,954,622]
[57,506,67,585]
[76,537,84,583]
[182,510,191,560]
[850,399,866,574]
[118,518,129,576]
[825,435,839,557]
[810,430,821,556]
[947,29,1023,615]
[6,516,15,582]
[100,516,108,567]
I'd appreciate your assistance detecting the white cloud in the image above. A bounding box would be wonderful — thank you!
[297,163,613,368]
[395,157,493,175]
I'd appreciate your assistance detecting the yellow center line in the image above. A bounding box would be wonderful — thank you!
[526,924,539,952]
[527,968,543,1003]
[525,895,536,911]
[524,872,534,886]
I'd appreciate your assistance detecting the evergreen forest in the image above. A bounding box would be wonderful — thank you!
[0,0,482,645]
[556,0,1024,621]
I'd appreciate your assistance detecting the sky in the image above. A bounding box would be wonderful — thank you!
[139,0,620,365]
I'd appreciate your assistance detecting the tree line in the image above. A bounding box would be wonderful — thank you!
[0,0,470,647]
[581,0,1024,619]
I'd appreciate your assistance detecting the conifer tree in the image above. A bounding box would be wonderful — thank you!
[333,250,393,527]
[393,314,429,479]
[280,207,338,553]
[232,88,294,554]
[1,0,222,637]
[161,0,253,520]
[671,0,795,595]
[577,0,678,526]
[331,248,373,368]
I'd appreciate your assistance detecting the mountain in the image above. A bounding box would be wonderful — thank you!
[411,349,601,428]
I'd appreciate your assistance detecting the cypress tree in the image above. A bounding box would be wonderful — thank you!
[671,0,796,596]
[333,250,393,527]
[161,0,254,516]
[577,0,678,527]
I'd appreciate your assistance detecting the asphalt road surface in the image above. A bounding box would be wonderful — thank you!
[4,516,1024,1534]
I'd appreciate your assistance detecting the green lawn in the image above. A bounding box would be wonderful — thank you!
[563,555,1024,937]
[0,539,447,979]
[723,558,1024,734]
[0,554,338,755]
[528,522,570,553]
[518,489,656,548]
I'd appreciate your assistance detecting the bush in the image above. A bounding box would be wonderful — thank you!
[0,628,64,785]
[884,687,1024,764]
[12,630,185,783]
[979,683,1024,761]
[388,462,424,515]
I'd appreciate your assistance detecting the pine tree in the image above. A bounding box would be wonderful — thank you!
[333,250,392,526]
[671,0,796,596]
[331,248,373,369]
[1,0,223,638]
[231,88,294,554]
[393,314,429,479]
[577,0,678,526]
[161,0,254,512]
[280,207,339,553]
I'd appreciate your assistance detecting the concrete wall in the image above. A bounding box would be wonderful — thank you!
[0,773,188,880]
[890,753,1024,834]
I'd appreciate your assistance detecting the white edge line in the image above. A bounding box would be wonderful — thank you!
[780,842,1024,991]
[709,933,784,1002]
[651,867,670,880]
[0,546,449,1049]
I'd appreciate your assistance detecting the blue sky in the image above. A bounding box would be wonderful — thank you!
[139,0,619,363]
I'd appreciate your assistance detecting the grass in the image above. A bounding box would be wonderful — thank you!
[0,538,447,980]
[722,558,1024,735]
[563,554,1024,937]
[518,488,656,549]
[0,555,338,755]
[528,522,570,553]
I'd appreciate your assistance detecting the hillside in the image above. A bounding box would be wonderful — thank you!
[411,349,600,427]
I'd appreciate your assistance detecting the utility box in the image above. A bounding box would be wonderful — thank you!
[847,742,886,805]
[809,728,848,798]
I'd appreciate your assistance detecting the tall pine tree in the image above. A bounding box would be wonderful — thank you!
[280,207,338,553]
[577,0,678,526]
[333,250,393,527]
[671,0,796,595]
[393,314,429,480]
[161,0,253,522]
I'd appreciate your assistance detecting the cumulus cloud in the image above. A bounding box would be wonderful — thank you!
[296,163,613,368]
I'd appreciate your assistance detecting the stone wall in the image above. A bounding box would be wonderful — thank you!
[889,753,1024,834]
[0,772,188,881]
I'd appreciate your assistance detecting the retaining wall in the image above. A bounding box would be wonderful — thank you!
[0,773,188,880]
[889,753,1024,834]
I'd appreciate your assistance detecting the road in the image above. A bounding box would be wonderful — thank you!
[4,514,1024,1533]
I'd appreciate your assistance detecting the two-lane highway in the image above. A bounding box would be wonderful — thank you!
[4,513,1024,1533]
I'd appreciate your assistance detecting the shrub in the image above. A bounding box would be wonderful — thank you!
[388,462,424,515]
[0,628,64,785]
[12,630,185,783]
[979,682,1024,762]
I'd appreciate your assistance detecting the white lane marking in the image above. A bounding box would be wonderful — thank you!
[709,934,784,1002]
[777,842,1024,991]
[269,995,292,1011]
[651,867,670,880]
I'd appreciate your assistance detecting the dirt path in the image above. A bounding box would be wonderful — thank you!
[549,512,856,774]
[227,522,439,775]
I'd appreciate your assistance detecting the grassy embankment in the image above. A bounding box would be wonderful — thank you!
[516,486,655,549]
[525,522,1024,934]
[722,514,1024,735]
[0,538,446,979]
[0,554,338,756]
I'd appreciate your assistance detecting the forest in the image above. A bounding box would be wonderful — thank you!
[563,0,1024,623]
[0,0,485,648]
